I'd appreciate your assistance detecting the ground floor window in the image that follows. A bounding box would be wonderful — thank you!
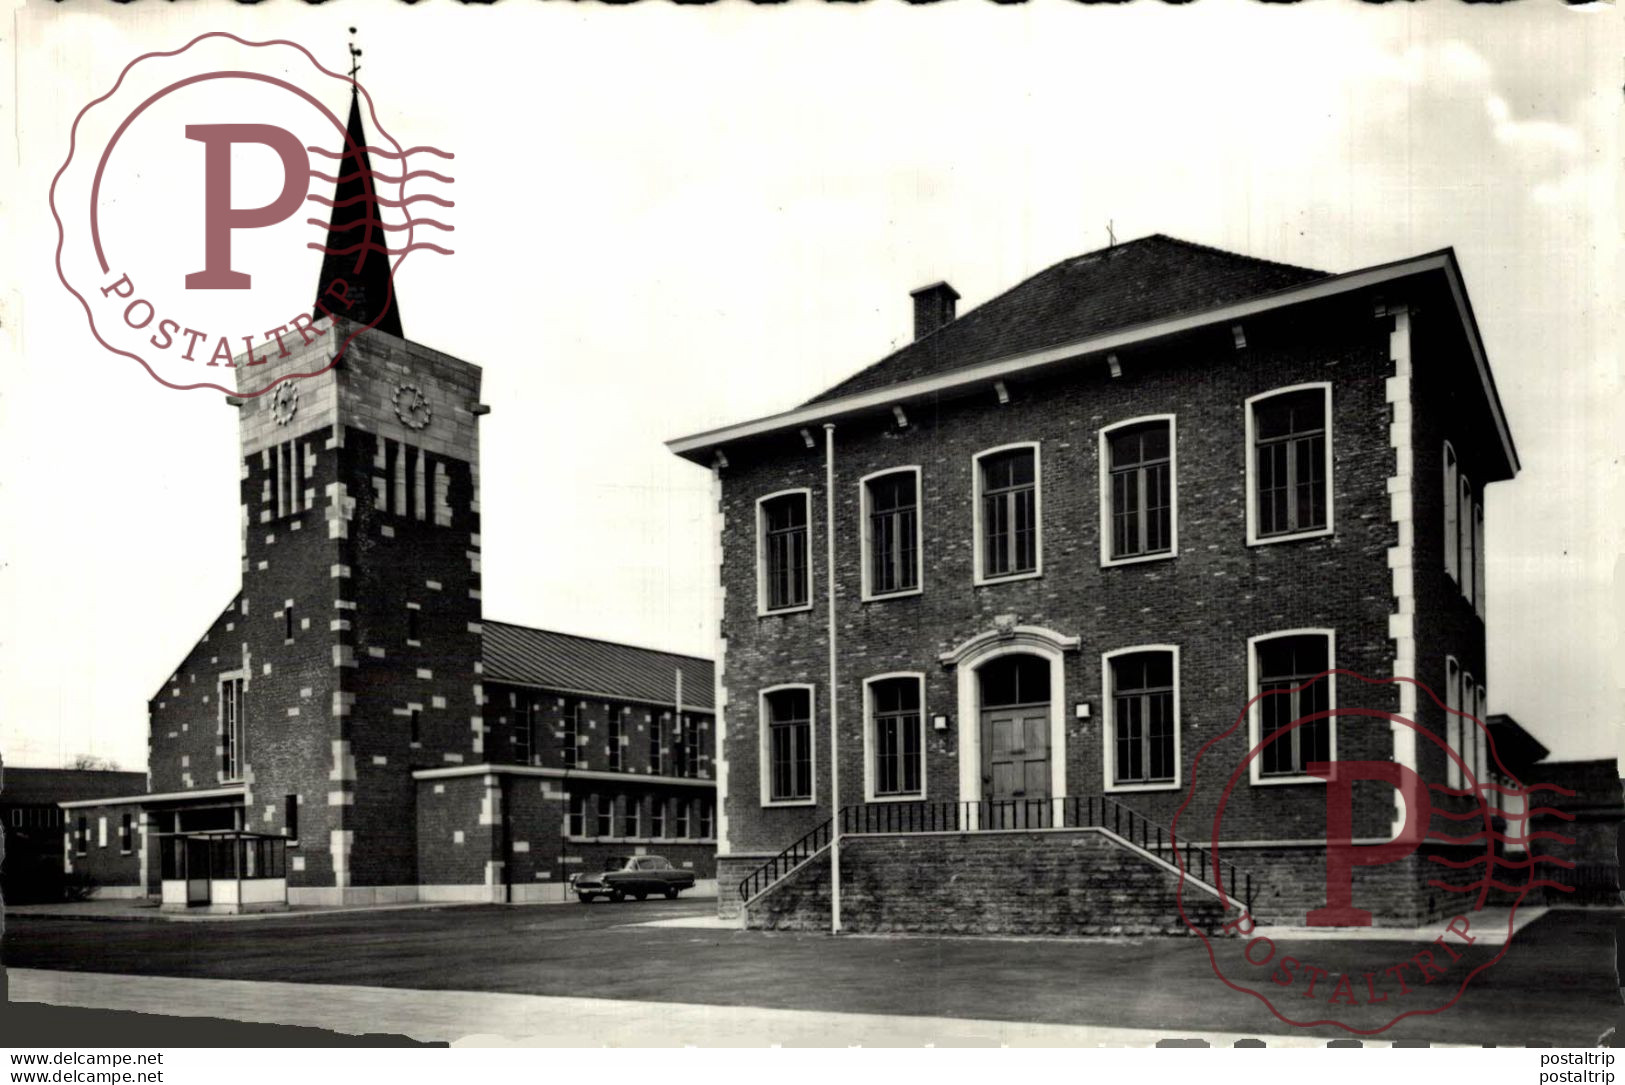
[1107,649,1178,786]
[568,795,586,837]
[1254,632,1334,778]
[868,675,923,798]
[651,800,666,838]
[764,687,814,803]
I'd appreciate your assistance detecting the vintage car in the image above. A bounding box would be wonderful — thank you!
[572,855,696,902]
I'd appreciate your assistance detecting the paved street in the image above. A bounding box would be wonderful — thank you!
[5,902,1620,1045]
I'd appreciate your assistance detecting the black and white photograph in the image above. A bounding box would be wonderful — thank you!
[1,0,1620,1067]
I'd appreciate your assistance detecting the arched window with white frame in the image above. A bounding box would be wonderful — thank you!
[1443,442,1459,581]
[1445,657,1463,790]
[1458,476,1475,608]
[1474,502,1486,618]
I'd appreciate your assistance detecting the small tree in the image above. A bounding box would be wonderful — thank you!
[68,754,121,772]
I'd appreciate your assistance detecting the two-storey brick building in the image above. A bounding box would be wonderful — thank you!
[669,235,1548,931]
[59,92,716,911]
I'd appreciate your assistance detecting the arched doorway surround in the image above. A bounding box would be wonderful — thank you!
[939,624,1079,810]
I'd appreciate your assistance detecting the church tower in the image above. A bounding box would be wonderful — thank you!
[229,89,487,904]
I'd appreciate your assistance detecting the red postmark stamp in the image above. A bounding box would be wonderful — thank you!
[50,31,453,397]
[1171,669,1576,1034]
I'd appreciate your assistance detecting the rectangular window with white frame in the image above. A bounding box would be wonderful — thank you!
[758,490,811,614]
[864,674,925,800]
[974,444,1040,582]
[1246,385,1332,545]
[220,674,245,781]
[762,685,815,805]
[1103,647,1180,791]
[861,468,922,599]
[1249,631,1335,783]
[1100,418,1176,565]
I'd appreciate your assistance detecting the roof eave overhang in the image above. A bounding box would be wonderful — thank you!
[59,785,246,810]
[667,249,1520,478]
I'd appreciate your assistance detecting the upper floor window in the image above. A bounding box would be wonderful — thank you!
[1251,631,1335,781]
[649,714,664,775]
[1443,443,1460,582]
[1458,476,1476,610]
[861,469,921,599]
[561,700,580,768]
[975,445,1039,582]
[763,686,814,804]
[758,491,811,613]
[512,693,535,766]
[607,706,625,771]
[866,675,924,799]
[1473,501,1486,619]
[1101,418,1175,564]
[1105,648,1179,789]
[220,676,245,781]
[1247,386,1332,544]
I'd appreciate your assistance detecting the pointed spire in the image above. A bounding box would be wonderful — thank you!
[312,37,402,338]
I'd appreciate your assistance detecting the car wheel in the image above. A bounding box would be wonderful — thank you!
[664,888,679,900]
[632,892,647,902]
[576,893,593,904]
[609,889,625,902]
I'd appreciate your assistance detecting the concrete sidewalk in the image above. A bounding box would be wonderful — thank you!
[7,968,1410,1047]
[4,898,482,923]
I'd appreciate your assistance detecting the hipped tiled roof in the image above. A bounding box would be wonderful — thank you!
[807,235,1328,404]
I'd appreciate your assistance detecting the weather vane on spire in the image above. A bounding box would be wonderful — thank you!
[347,26,362,82]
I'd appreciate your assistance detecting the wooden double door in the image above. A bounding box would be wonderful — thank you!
[980,703,1053,829]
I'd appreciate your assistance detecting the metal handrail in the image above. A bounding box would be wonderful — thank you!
[736,817,834,902]
[838,795,1259,916]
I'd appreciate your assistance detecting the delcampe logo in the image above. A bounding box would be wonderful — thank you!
[51,31,454,397]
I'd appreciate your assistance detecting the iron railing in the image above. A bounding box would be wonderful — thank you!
[736,817,834,903]
[839,796,1257,915]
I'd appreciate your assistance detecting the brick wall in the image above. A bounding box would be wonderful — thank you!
[745,830,1230,936]
[60,806,143,891]
[717,296,1404,896]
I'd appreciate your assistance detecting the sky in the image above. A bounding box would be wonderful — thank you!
[2,0,1618,772]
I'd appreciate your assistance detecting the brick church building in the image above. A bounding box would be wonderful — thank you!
[669,235,1608,932]
[61,92,715,911]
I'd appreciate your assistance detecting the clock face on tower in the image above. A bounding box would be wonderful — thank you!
[270,381,299,426]
[393,383,433,430]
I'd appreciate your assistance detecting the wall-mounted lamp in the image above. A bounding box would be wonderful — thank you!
[1074,702,1091,719]
[932,714,950,732]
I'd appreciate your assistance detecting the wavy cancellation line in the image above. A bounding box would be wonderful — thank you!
[1428,781,1577,798]
[1426,827,1575,846]
[1426,852,1575,870]
[306,216,454,233]
[307,192,456,209]
[1427,877,1575,895]
[307,240,455,257]
[306,144,455,160]
[1432,803,1573,822]
[310,167,455,186]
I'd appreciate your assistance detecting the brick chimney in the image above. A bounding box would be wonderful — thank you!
[910,281,960,341]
